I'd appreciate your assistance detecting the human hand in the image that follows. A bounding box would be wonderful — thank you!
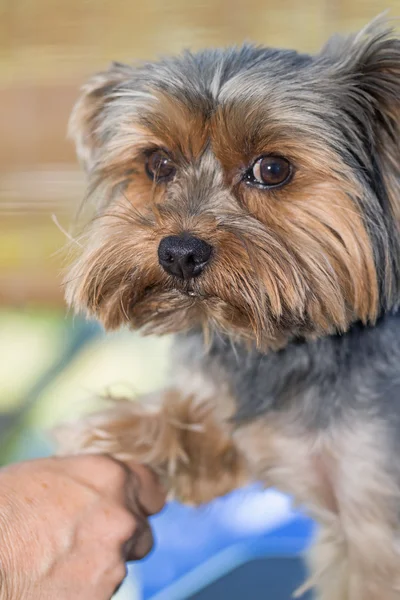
[0,455,165,600]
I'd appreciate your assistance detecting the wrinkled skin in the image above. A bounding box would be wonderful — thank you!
[0,455,166,600]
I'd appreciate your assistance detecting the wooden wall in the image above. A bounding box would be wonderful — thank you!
[1,0,398,305]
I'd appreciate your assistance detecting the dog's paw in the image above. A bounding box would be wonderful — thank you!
[54,390,248,505]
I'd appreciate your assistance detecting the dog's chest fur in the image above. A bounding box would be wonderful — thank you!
[175,313,400,519]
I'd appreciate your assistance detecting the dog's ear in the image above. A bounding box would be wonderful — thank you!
[320,18,400,307]
[320,18,400,218]
[69,62,131,173]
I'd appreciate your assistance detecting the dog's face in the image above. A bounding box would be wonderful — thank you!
[66,20,400,348]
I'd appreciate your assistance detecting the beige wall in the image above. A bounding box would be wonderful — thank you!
[1,0,399,305]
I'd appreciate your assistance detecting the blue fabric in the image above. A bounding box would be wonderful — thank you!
[135,486,315,599]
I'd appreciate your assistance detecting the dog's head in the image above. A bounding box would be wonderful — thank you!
[66,19,400,348]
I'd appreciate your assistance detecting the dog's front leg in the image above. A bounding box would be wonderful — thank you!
[55,388,249,505]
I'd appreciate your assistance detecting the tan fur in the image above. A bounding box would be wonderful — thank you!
[57,390,400,599]
[56,388,249,505]
[212,105,379,328]
[66,97,379,346]
[144,92,210,160]
[236,417,400,599]
[63,28,400,599]
[68,66,130,172]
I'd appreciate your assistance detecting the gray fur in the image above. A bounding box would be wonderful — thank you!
[67,19,400,594]
[177,313,400,434]
[73,17,400,451]
[81,19,400,310]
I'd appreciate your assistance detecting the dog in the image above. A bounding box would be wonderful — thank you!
[59,17,400,599]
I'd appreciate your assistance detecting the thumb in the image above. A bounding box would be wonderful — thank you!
[125,463,167,516]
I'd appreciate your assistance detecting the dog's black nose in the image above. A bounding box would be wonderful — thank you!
[158,234,213,279]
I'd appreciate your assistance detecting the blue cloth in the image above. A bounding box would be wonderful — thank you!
[135,486,315,599]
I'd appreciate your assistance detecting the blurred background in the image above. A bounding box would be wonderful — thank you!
[1,1,398,598]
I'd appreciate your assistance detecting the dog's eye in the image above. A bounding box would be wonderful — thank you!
[146,150,176,182]
[246,155,292,188]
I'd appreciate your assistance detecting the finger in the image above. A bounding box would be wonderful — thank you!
[125,464,166,516]
[59,454,129,495]
[123,517,154,561]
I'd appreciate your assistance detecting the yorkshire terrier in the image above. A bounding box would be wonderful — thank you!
[59,18,400,599]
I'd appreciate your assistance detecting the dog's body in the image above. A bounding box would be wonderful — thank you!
[61,19,400,599]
